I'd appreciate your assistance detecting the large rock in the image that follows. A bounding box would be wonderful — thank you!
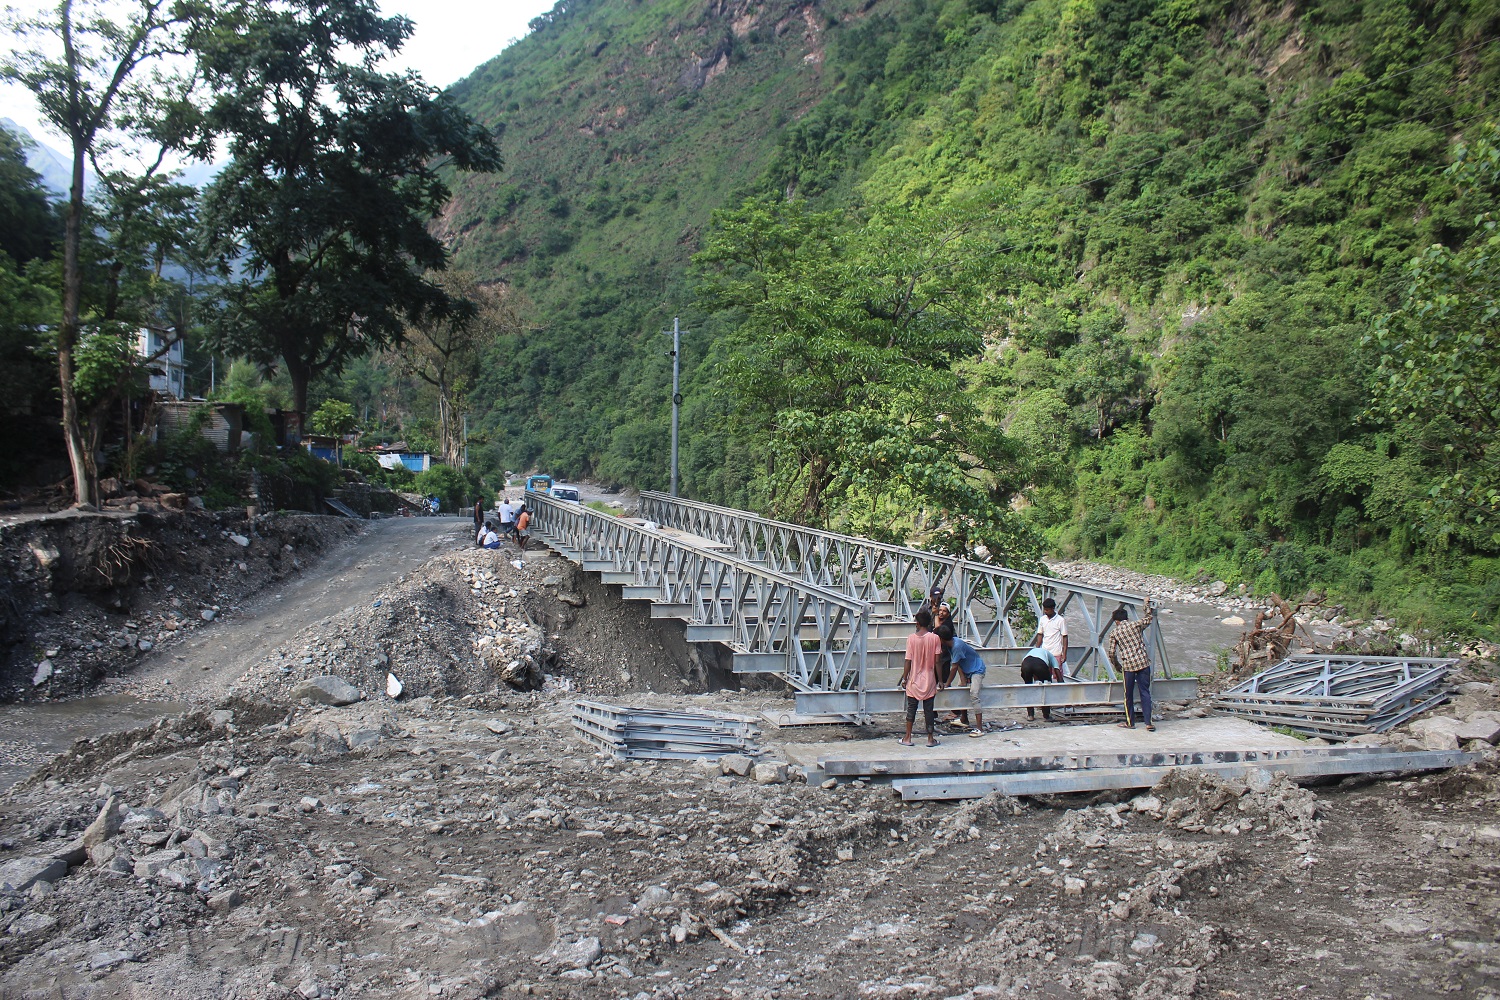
[719,754,753,776]
[1455,716,1500,745]
[0,856,68,892]
[1207,580,1229,597]
[752,761,789,785]
[291,675,362,706]
[538,936,602,969]
[83,795,123,849]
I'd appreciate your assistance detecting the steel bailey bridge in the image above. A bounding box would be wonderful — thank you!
[526,489,1198,718]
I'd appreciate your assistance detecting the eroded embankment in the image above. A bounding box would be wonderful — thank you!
[0,510,361,701]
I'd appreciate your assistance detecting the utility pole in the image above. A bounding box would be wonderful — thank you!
[667,317,682,497]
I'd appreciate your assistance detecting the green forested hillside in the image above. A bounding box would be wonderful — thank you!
[444,0,1500,637]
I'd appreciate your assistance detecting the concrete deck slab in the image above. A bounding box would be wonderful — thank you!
[781,716,1307,773]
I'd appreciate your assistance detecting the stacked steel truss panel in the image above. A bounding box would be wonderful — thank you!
[1211,654,1456,740]
[572,701,761,759]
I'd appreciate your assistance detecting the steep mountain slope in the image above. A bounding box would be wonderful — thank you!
[446,0,1500,634]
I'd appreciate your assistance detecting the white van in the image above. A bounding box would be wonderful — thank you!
[552,484,581,502]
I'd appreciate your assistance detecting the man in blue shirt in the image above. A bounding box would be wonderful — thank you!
[936,625,986,737]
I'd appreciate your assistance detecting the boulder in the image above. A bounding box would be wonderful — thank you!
[1207,581,1229,597]
[719,754,753,776]
[291,675,362,706]
[0,856,69,892]
[83,795,124,849]
[538,936,602,969]
[1455,716,1500,745]
[752,761,789,784]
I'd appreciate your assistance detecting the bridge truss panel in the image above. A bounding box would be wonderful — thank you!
[638,491,1170,681]
[528,492,869,696]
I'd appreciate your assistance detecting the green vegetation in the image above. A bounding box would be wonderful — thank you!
[443,0,1500,639]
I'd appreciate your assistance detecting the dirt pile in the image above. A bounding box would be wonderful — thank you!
[214,547,740,710]
[0,510,360,700]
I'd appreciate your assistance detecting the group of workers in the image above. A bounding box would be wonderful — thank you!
[899,585,1158,747]
[475,495,531,550]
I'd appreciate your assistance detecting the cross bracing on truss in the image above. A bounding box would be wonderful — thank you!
[528,489,1196,718]
[638,491,1168,681]
[528,492,870,695]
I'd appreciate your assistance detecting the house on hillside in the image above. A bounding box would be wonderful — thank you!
[137,329,185,399]
[158,400,244,452]
[304,433,356,465]
[367,442,431,473]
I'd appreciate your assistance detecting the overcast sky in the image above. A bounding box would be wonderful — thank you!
[1,0,553,148]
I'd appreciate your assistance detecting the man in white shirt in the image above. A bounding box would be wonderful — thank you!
[497,497,516,537]
[1031,597,1068,668]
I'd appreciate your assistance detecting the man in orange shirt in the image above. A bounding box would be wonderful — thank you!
[899,609,943,747]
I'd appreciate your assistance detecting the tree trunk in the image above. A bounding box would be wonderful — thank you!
[287,356,310,443]
[60,134,95,507]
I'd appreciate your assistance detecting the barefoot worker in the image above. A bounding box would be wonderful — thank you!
[1108,600,1157,731]
[899,609,942,748]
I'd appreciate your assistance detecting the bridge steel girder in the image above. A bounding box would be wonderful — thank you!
[794,678,1201,716]
[527,491,870,694]
[638,491,1170,682]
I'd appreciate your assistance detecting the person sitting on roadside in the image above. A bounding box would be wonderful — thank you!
[899,609,943,748]
[480,522,502,550]
[1108,600,1157,731]
[937,624,986,737]
[1020,644,1060,722]
[476,520,488,547]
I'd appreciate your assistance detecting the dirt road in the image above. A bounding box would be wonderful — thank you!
[115,517,465,701]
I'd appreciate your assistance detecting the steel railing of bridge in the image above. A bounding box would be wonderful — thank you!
[637,490,1169,682]
[527,491,870,697]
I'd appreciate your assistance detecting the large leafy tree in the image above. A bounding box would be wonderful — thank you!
[3,0,216,505]
[395,271,521,466]
[695,196,1045,565]
[196,0,502,426]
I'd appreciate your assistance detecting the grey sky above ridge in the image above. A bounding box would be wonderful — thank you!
[1,0,552,149]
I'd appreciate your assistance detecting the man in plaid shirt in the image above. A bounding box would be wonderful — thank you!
[1107,600,1156,731]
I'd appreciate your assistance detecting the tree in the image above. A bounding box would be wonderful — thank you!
[1368,125,1500,547]
[309,399,356,436]
[396,271,520,466]
[3,0,214,506]
[694,195,1045,565]
[196,0,502,428]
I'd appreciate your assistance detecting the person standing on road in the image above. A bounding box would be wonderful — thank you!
[937,624,986,737]
[1108,600,1157,731]
[899,609,943,748]
[473,500,483,538]
[513,506,531,551]
[498,496,516,538]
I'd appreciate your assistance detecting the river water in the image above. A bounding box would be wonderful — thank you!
[0,694,185,791]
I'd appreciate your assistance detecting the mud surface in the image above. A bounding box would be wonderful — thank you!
[0,512,1497,998]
